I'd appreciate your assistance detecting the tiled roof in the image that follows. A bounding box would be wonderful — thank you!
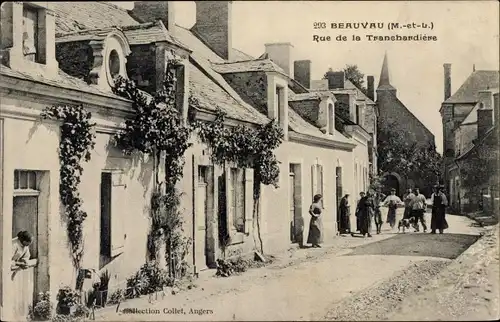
[456,126,496,160]
[56,21,186,48]
[174,25,253,63]
[211,58,287,75]
[344,79,375,104]
[0,64,126,100]
[52,2,140,33]
[445,70,500,104]
[460,102,481,125]
[288,108,353,143]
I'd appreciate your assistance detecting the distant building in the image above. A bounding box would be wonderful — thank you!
[375,53,436,196]
[440,63,499,213]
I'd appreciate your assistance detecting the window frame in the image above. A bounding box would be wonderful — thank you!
[22,4,40,63]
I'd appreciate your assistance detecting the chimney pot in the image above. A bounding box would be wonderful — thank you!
[264,42,294,77]
[326,71,345,89]
[367,76,375,101]
[443,63,452,101]
[191,1,232,60]
[131,1,176,33]
[294,60,311,89]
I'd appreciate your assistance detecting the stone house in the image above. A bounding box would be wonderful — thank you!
[440,63,499,212]
[0,2,155,320]
[375,53,436,196]
[0,1,371,319]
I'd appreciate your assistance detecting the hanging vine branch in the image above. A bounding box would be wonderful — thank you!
[193,109,284,252]
[41,105,96,268]
[112,57,193,279]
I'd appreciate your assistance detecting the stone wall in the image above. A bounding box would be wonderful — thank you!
[56,41,94,82]
[221,72,268,114]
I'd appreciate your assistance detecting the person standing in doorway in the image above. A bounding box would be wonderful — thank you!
[307,194,324,248]
[410,187,428,232]
[338,192,351,235]
[431,185,449,234]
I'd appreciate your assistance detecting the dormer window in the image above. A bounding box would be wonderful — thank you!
[22,5,39,62]
[277,86,284,125]
[266,74,289,139]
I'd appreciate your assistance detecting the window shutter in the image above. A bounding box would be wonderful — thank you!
[311,164,318,200]
[244,168,254,234]
[224,167,233,235]
[110,172,126,257]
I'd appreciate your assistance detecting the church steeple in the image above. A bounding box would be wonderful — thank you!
[377,52,396,91]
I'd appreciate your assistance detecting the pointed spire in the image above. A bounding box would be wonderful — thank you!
[377,52,396,91]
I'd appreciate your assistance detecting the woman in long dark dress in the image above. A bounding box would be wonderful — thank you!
[431,186,449,234]
[352,192,374,238]
[338,192,351,234]
[307,194,324,247]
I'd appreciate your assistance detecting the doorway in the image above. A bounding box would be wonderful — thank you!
[289,164,303,246]
[195,166,209,272]
[335,167,343,232]
[11,170,39,319]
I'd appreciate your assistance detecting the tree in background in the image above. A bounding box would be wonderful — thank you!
[323,65,368,95]
[377,121,443,193]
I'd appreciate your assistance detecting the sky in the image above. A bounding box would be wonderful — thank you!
[112,1,499,153]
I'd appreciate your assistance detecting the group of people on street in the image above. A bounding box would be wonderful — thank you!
[302,184,450,247]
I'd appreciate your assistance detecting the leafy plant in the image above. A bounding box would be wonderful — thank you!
[41,105,96,268]
[106,289,125,305]
[126,261,172,297]
[28,292,53,321]
[112,55,193,280]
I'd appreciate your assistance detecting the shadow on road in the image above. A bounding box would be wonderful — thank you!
[344,233,481,259]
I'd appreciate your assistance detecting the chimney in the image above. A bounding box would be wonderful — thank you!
[294,60,311,89]
[477,90,494,139]
[367,76,375,101]
[191,1,232,60]
[0,2,58,77]
[326,71,345,89]
[131,1,176,33]
[444,63,451,100]
[264,42,294,77]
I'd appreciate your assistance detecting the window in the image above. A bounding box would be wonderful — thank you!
[100,171,126,262]
[311,164,324,206]
[13,170,39,259]
[276,86,283,125]
[14,170,37,191]
[108,50,121,78]
[22,6,39,62]
[225,168,253,237]
[328,103,334,134]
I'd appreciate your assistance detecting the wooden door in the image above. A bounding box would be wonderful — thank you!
[195,181,208,271]
[289,173,296,243]
[11,196,38,320]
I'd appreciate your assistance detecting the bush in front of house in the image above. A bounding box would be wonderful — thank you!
[28,292,53,321]
[125,261,172,298]
[56,286,80,315]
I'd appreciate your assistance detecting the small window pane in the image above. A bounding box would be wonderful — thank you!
[19,171,28,189]
[28,171,37,189]
[14,170,19,189]
[23,7,38,60]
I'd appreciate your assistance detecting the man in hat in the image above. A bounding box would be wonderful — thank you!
[372,189,386,234]
[410,187,428,232]
[403,188,415,220]
[383,188,403,229]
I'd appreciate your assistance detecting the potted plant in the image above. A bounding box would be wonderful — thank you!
[28,292,53,321]
[56,286,79,315]
[97,270,110,307]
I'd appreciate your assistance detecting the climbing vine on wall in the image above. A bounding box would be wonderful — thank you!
[193,109,284,252]
[41,105,96,268]
[112,57,193,279]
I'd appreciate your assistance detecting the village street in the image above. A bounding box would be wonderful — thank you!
[94,210,498,321]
